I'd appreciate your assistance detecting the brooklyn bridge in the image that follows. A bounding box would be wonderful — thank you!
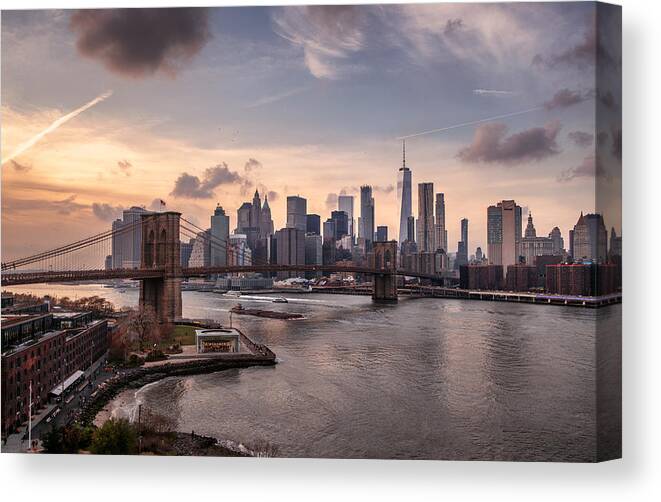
[2,212,444,322]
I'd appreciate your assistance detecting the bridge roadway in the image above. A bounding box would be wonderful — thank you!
[1,265,444,287]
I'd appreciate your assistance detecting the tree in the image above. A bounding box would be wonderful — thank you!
[127,306,159,352]
[89,419,138,455]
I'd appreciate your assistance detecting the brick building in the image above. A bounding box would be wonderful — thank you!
[459,264,504,290]
[545,263,620,296]
[505,265,539,292]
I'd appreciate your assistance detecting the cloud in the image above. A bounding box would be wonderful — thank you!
[10,159,32,172]
[70,8,211,78]
[373,184,395,194]
[267,190,279,202]
[272,5,367,79]
[246,87,308,108]
[170,163,244,199]
[557,154,606,182]
[457,121,561,164]
[567,131,594,148]
[117,159,132,175]
[92,202,124,221]
[2,195,87,216]
[325,192,339,209]
[444,18,464,35]
[533,25,596,69]
[543,88,587,110]
[244,158,262,172]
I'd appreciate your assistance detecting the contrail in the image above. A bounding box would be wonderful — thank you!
[2,90,113,166]
[396,106,544,140]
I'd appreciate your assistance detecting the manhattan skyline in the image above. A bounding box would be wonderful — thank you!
[1,4,621,261]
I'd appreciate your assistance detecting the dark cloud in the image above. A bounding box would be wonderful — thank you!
[444,18,464,36]
[170,163,244,199]
[70,8,211,78]
[10,159,32,172]
[533,25,596,69]
[117,159,132,175]
[244,158,262,172]
[543,88,587,110]
[457,121,562,165]
[557,155,607,182]
[92,202,124,221]
[567,130,594,148]
[267,190,279,202]
[373,184,395,194]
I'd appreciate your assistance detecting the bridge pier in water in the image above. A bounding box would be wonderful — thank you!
[371,241,398,303]
[139,211,182,323]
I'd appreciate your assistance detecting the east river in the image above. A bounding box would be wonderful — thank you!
[6,283,621,461]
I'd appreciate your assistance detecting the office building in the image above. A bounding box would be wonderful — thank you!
[331,210,349,240]
[286,196,307,232]
[276,227,306,278]
[571,212,608,263]
[417,182,435,252]
[376,226,388,242]
[111,206,150,269]
[459,264,504,290]
[306,214,321,235]
[549,226,564,255]
[210,204,230,266]
[520,213,554,265]
[338,195,355,240]
[397,140,413,246]
[487,200,522,268]
[434,193,447,252]
[359,186,375,252]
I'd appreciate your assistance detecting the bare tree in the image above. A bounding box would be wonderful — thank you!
[127,306,159,352]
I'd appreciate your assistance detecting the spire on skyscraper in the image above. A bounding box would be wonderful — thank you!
[400,139,408,171]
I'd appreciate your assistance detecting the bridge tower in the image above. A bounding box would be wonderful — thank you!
[372,241,398,302]
[139,211,182,323]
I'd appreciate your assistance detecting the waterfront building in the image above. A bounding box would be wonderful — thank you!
[571,212,608,263]
[275,227,305,279]
[359,186,375,252]
[376,226,388,242]
[417,182,435,252]
[505,265,538,292]
[487,200,522,268]
[306,214,321,235]
[1,314,109,435]
[215,276,274,291]
[338,195,355,240]
[546,263,618,296]
[434,193,447,252]
[331,210,349,240]
[286,196,307,232]
[397,140,413,246]
[459,264,504,290]
[210,204,230,267]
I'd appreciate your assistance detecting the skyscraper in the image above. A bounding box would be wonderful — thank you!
[571,212,608,262]
[461,218,469,254]
[338,195,355,240]
[434,193,447,252]
[286,196,307,232]
[210,204,230,266]
[260,195,274,237]
[548,227,564,255]
[275,227,305,278]
[359,185,374,251]
[397,140,412,246]
[376,226,388,242]
[521,213,554,265]
[455,218,469,268]
[487,200,522,268]
[406,216,415,243]
[306,213,321,235]
[111,206,150,269]
[331,210,349,240]
[416,182,435,252]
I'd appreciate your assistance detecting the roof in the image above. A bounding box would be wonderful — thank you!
[49,370,85,396]
[0,312,51,329]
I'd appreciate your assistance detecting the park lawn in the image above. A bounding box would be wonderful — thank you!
[169,325,197,346]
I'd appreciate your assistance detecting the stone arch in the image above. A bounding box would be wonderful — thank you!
[144,230,155,268]
[156,228,167,266]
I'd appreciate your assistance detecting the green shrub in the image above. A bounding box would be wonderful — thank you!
[89,419,138,455]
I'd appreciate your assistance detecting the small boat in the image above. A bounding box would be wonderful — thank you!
[224,291,242,297]
[272,297,288,303]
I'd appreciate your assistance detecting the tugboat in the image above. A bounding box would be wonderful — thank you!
[272,297,288,303]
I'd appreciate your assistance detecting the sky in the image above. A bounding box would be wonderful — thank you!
[1,3,622,262]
